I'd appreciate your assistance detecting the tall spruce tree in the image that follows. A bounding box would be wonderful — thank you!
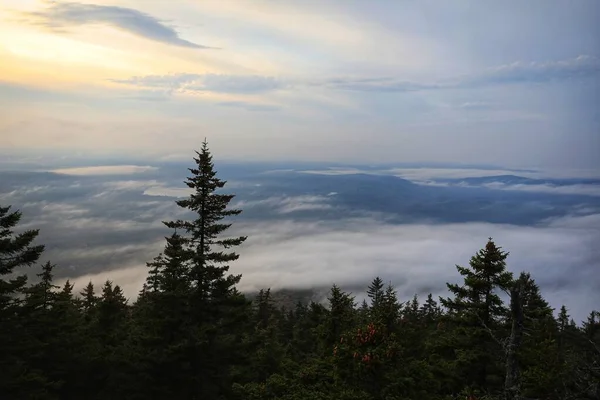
[161,140,249,399]
[164,139,247,298]
[440,238,513,394]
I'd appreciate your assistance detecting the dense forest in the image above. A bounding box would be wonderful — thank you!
[1,142,598,400]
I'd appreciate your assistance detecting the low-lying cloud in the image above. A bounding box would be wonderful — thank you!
[3,165,597,323]
[234,195,334,214]
[57,214,600,323]
[416,180,600,197]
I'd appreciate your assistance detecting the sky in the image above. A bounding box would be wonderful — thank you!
[1,0,599,169]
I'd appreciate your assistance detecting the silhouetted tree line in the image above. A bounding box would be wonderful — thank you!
[1,141,598,400]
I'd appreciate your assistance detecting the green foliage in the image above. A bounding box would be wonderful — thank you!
[439,238,513,395]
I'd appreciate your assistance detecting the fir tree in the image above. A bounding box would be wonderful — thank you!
[79,281,98,319]
[366,277,384,310]
[0,205,47,398]
[163,139,247,299]
[421,293,442,323]
[160,140,249,399]
[326,285,356,346]
[516,273,561,399]
[440,238,513,394]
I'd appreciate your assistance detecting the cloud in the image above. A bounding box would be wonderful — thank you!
[323,55,600,93]
[22,2,214,49]
[384,167,600,181]
[300,168,368,176]
[480,182,600,197]
[111,73,283,95]
[110,55,598,99]
[323,77,438,93]
[471,54,600,85]
[51,165,158,176]
[217,101,281,112]
[5,165,598,323]
[234,195,333,214]
[458,101,493,110]
[101,180,162,191]
[142,185,191,197]
[417,181,600,197]
[54,215,600,323]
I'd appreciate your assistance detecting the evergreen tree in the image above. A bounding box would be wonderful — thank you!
[91,281,130,399]
[0,205,47,398]
[79,281,99,320]
[380,285,401,333]
[163,140,247,298]
[327,285,356,346]
[421,293,442,323]
[160,140,249,399]
[366,277,384,310]
[440,238,513,395]
[23,261,59,311]
[515,273,561,399]
[48,280,87,399]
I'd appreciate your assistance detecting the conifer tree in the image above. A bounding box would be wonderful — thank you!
[160,140,249,399]
[146,231,191,295]
[366,277,384,309]
[23,261,59,311]
[515,273,562,398]
[164,139,247,299]
[421,293,442,323]
[0,205,47,397]
[440,238,513,394]
[380,285,401,333]
[48,280,87,399]
[79,281,98,320]
[327,285,356,346]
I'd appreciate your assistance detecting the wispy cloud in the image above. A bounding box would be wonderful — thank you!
[323,78,438,93]
[481,182,600,197]
[471,55,600,85]
[458,101,493,110]
[22,2,215,49]
[416,180,600,197]
[111,73,283,96]
[218,101,281,112]
[110,55,600,98]
[234,195,333,214]
[51,165,157,176]
[324,55,600,93]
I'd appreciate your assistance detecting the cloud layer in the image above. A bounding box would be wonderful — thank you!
[109,55,600,96]
[58,215,600,324]
[2,161,597,322]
